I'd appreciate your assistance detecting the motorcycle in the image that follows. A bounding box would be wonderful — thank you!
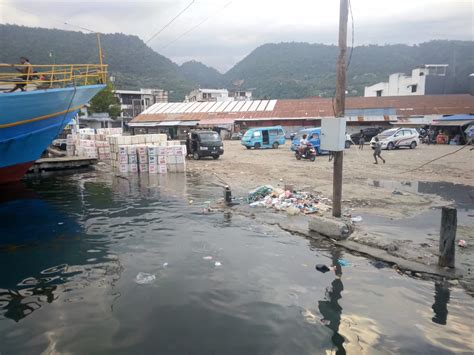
[295,143,317,161]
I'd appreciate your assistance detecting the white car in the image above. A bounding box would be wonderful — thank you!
[370,128,419,150]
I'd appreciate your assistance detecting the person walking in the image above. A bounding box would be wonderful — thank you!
[373,137,385,164]
[358,130,365,150]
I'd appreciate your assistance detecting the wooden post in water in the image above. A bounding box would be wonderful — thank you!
[438,206,457,268]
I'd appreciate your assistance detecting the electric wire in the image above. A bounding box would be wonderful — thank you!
[145,0,196,44]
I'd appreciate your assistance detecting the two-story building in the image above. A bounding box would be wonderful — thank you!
[114,89,168,121]
[364,64,454,97]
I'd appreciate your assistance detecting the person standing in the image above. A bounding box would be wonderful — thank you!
[373,137,385,164]
[7,57,32,93]
[358,129,365,150]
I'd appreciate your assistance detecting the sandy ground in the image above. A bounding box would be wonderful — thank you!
[187,141,473,218]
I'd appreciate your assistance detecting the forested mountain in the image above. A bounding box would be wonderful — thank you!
[225,41,474,98]
[0,24,193,100]
[179,60,223,88]
[1,24,472,100]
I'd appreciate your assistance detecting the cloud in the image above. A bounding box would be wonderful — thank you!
[1,0,472,71]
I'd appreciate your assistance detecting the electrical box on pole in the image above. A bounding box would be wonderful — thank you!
[321,117,347,152]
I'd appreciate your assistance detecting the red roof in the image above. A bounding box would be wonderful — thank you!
[131,94,474,123]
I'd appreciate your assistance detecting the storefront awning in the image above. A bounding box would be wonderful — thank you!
[178,120,200,126]
[199,118,235,125]
[432,120,474,127]
[156,121,181,127]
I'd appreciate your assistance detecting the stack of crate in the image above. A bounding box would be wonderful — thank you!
[108,134,186,174]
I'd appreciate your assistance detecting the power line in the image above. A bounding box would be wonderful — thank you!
[160,1,232,50]
[145,0,195,44]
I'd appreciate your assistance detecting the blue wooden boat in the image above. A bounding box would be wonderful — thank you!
[0,63,106,184]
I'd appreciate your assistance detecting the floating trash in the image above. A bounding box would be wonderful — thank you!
[337,258,350,267]
[214,261,222,267]
[458,239,467,247]
[163,262,169,267]
[351,216,363,223]
[135,272,156,284]
[203,256,213,260]
[301,309,318,324]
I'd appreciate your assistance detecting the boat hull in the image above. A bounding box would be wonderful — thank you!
[0,85,105,184]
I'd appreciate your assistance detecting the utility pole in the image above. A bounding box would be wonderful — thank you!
[333,0,348,218]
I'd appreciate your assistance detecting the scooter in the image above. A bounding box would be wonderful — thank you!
[295,143,317,161]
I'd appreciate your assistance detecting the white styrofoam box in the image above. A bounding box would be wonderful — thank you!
[145,135,154,144]
[98,148,105,154]
[149,163,158,174]
[119,163,128,173]
[138,153,147,163]
[127,145,136,155]
[173,146,184,156]
[320,117,347,151]
[167,164,177,173]
[137,145,147,155]
[157,146,167,156]
[158,155,166,165]
[158,165,167,174]
[175,155,185,164]
[181,144,187,156]
[148,155,157,164]
[104,153,112,160]
[175,163,186,173]
[166,156,177,164]
[104,147,111,154]
[165,146,174,156]
[128,163,138,173]
[167,140,180,146]
[128,154,137,164]
[117,135,131,145]
[148,146,158,156]
[139,163,148,172]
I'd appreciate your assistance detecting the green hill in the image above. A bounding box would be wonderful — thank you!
[225,41,474,98]
[179,60,223,88]
[1,24,472,100]
[0,24,194,101]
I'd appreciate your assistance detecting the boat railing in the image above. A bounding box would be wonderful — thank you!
[0,63,108,89]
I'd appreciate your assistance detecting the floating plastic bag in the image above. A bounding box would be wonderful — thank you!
[135,272,156,284]
[351,216,363,223]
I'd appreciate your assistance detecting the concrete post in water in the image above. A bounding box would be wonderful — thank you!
[438,206,457,268]
[224,186,232,206]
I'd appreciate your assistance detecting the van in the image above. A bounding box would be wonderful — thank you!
[290,128,323,153]
[241,126,286,149]
[370,128,419,150]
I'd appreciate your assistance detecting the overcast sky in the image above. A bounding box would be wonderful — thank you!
[1,0,472,72]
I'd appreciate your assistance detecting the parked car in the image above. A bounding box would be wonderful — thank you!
[186,130,224,159]
[351,127,383,145]
[241,126,286,149]
[370,128,420,150]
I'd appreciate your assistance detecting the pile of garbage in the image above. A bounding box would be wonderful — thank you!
[247,185,331,215]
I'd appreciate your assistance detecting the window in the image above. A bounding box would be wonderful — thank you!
[269,129,279,135]
[411,85,417,93]
[253,131,261,137]
[376,90,382,97]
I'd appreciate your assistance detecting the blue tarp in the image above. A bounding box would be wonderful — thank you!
[435,114,474,121]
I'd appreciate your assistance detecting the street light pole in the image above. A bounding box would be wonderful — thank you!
[332,0,348,218]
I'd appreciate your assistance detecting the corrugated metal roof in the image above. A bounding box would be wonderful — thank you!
[131,95,474,125]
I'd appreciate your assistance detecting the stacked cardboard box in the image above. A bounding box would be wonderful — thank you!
[67,128,122,161]
[108,134,186,174]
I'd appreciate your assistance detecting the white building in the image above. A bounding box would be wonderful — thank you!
[185,88,230,102]
[185,88,253,102]
[114,89,168,119]
[365,65,449,97]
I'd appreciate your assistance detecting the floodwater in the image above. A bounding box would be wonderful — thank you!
[1,172,473,354]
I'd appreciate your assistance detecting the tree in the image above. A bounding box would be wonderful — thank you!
[88,82,121,119]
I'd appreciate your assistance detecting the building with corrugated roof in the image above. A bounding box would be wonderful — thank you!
[129,94,474,139]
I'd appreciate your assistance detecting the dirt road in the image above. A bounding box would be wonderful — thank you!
[188,141,473,218]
